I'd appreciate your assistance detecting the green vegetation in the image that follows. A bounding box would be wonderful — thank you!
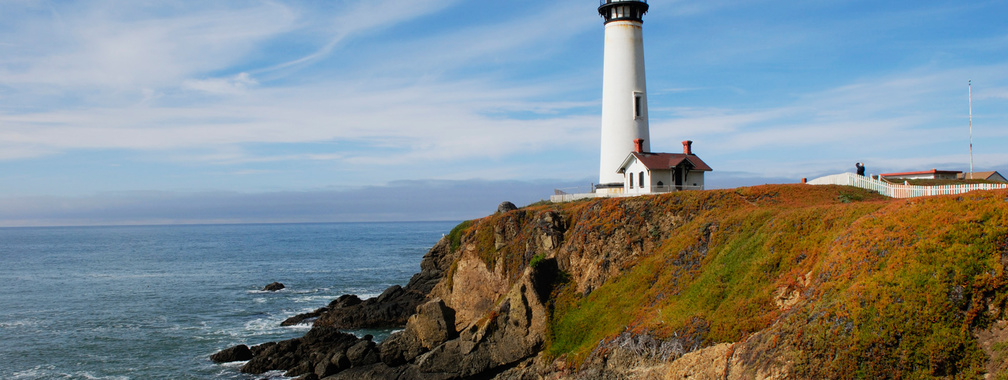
[447,220,474,252]
[529,253,547,269]
[525,199,554,207]
[486,184,1006,377]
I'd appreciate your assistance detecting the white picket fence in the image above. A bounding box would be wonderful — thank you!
[807,172,1008,198]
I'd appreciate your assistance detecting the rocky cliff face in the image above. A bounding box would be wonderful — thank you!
[215,185,1008,379]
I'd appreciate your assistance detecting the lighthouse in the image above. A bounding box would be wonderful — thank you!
[597,0,650,192]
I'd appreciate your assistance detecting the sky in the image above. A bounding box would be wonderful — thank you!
[1,0,1007,226]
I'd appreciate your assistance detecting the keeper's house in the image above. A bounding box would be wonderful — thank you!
[617,139,712,195]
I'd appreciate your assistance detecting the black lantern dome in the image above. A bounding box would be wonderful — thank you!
[598,0,648,24]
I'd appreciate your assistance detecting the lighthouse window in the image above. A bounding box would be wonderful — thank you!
[633,93,642,119]
[639,171,645,188]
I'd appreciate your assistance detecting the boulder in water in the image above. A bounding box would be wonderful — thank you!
[210,344,253,363]
[262,282,285,291]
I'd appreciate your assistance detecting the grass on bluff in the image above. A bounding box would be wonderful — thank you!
[544,185,1008,377]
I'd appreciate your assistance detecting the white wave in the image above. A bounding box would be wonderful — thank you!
[79,371,130,380]
[243,318,282,334]
[9,366,129,380]
[0,319,38,329]
[218,360,248,369]
[259,370,295,380]
[284,324,313,332]
[288,287,331,295]
[291,295,333,303]
[10,365,53,379]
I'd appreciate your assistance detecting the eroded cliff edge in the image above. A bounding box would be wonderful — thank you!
[215,184,1008,379]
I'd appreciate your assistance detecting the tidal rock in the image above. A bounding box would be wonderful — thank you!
[497,201,518,213]
[228,237,462,377]
[240,327,360,376]
[281,294,362,326]
[262,282,285,291]
[210,344,253,363]
[311,285,425,329]
[282,238,457,332]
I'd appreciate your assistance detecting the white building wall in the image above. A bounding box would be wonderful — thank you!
[650,169,672,192]
[685,171,705,190]
[599,19,649,186]
[622,157,650,195]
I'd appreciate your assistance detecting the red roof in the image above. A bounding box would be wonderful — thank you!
[879,169,961,177]
[621,152,712,172]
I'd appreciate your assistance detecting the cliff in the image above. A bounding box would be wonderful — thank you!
[216,184,1008,379]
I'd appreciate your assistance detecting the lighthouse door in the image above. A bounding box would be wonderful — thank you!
[675,167,683,190]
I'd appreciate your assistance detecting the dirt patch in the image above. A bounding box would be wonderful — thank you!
[975,320,1008,379]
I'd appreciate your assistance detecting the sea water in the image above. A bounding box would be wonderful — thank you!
[0,222,457,379]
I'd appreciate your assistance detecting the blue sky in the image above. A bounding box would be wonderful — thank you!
[1,0,1006,226]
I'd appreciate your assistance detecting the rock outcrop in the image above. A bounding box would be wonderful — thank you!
[329,264,552,380]
[497,201,518,214]
[215,185,1008,379]
[238,327,365,377]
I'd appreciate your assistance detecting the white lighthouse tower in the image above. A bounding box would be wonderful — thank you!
[597,0,650,193]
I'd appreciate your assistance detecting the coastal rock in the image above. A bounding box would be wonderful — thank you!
[324,362,454,380]
[415,266,548,377]
[378,329,423,366]
[281,238,456,332]
[315,360,339,378]
[312,285,423,329]
[330,351,351,370]
[262,282,285,291]
[210,344,253,363]
[282,294,361,326]
[497,201,518,213]
[537,211,566,251]
[346,340,381,367]
[377,298,456,367]
[407,298,456,349]
[238,327,361,376]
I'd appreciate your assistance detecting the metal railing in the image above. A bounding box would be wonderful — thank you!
[549,183,704,203]
[807,172,1008,198]
[601,0,646,4]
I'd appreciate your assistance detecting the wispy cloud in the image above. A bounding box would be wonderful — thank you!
[0,2,297,90]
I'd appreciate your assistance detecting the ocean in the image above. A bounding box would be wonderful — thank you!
[0,221,457,379]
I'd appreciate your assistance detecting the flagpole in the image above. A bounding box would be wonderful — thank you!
[969,80,974,179]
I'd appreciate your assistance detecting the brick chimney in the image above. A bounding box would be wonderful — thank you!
[634,138,645,153]
[682,140,693,155]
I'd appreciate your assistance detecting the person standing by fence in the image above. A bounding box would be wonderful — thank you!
[856,162,865,176]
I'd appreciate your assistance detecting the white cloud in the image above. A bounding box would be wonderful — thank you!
[182,72,258,94]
